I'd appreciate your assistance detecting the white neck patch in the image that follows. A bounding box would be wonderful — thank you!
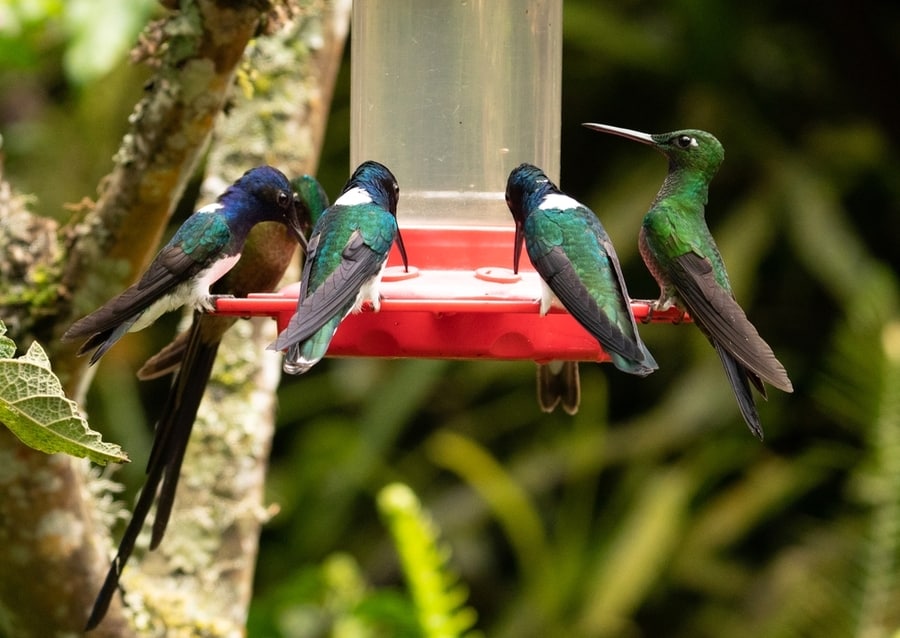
[336,186,373,207]
[538,193,580,211]
[196,202,224,215]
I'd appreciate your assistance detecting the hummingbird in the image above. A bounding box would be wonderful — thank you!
[506,163,658,414]
[64,165,307,365]
[582,123,793,438]
[272,161,408,374]
[84,175,328,631]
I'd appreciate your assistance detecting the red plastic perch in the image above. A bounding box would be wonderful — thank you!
[211,227,688,363]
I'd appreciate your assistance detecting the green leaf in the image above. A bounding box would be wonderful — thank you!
[0,321,129,465]
[378,483,481,638]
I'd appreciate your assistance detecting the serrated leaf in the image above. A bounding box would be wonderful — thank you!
[0,326,14,358]
[0,321,129,465]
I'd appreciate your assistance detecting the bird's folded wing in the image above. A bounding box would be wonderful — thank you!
[668,251,793,392]
[63,245,203,339]
[534,246,644,362]
[598,233,648,337]
[273,230,384,349]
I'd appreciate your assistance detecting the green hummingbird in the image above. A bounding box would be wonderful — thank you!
[272,161,408,374]
[84,175,328,631]
[506,163,658,414]
[583,123,793,438]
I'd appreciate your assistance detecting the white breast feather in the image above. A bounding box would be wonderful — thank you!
[191,252,242,310]
[539,279,558,316]
[351,260,387,313]
[128,252,241,332]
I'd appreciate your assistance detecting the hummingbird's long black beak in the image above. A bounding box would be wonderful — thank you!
[394,228,409,272]
[286,203,310,253]
[513,222,524,275]
[582,123,655,145]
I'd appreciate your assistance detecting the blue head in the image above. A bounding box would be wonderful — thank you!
[506,163,561,273]
[337,160,408,271]
[220,166,306,241]
[342,160,400,215]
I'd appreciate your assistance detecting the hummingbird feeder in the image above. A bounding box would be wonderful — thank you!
[213,0,685,364]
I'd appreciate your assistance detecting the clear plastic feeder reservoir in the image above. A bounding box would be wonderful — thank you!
[351,0,562,226]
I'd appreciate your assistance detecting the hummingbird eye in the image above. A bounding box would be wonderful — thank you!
[675,135,696,149]
[276,190,291,208]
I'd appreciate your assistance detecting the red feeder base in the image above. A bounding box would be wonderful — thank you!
[212,226,687,363]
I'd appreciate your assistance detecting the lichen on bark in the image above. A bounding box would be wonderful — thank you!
[0,164,63,345]
[0,1,349,636]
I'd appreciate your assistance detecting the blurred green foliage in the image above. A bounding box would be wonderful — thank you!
[0,0,156,81]
[3,1,900,636]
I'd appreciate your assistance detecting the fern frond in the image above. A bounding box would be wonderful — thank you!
[855,321,900,637]
[378,483,481,638]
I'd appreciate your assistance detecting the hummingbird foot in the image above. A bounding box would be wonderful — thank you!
[197,295,217,313]
[643,295,678,323]
[650,297,675,312]
[350,278,382,313]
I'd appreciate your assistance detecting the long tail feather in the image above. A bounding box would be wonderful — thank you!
[85,315,220,630]
[712,341,764,440]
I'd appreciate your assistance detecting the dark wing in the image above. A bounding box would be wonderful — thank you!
[137,220,301,379]
[65,211,235,342]
[597,233,646,337]
[295,228,321,304]
[273,229,386,350]
[64,245,203,341]
[667,251,793,392]
[533,245,645,362]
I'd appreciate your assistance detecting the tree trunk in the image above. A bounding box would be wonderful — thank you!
[0,1,350,635]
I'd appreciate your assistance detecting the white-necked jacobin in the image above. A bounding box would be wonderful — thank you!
[583,123,793,438]
[64,165,306,365]
[272,161,408,374]
[83,175,328,631]
[506,163,658,414]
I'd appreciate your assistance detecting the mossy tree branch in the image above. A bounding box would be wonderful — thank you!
[54,0,269,396]
[0,0,350,635]
[101,1,350,633]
